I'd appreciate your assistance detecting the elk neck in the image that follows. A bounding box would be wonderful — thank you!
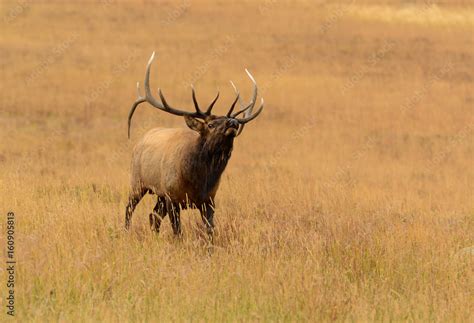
[184,134,235,200]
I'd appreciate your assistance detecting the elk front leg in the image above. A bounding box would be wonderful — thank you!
[167,201,182,236]
[200,202,215,242]
[149,197,167,233]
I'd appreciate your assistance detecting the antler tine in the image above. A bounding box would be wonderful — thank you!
[233,69,263,136]
[142,52,167,110]
[128,82,146,139]
[230,80,246,108]
[229,80,253,118]
[235,98,264,124]
[191,85,202,114]
[127,52,208,138]
[144,53,199,117]
[245,68,258,106]
[158,88,172,110]
[231,69,257,118]
[141,51,206,117]
[205,92,220,115]
[232,101,254,118]
[226,84,240,117]
[136,81,143,97]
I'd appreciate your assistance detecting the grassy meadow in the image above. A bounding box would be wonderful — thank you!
[0,0,473,321]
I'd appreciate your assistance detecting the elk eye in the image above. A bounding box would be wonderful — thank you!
[208,123,214,129]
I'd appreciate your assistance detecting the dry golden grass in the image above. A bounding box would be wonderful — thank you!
[0,0,473,321]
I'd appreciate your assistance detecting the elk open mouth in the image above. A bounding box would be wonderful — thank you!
[225,125,238,136]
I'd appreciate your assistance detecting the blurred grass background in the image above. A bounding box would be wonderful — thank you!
[0,0,473,321]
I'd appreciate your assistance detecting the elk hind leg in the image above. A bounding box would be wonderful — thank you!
[125,188,146,230]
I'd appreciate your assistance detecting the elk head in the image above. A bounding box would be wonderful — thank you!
[127,52,264,142]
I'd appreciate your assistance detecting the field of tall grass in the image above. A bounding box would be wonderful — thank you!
[1,0,473,321]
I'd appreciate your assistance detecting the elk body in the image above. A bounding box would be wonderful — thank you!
[125,52,264,239]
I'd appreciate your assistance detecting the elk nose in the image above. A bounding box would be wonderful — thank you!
[227,119,239,128]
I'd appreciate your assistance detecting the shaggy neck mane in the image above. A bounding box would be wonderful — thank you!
[185,135,234,200]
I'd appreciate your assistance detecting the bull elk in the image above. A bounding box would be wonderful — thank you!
[125,52,264,240]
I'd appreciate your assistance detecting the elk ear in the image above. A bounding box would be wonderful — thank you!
[184,116,205,133]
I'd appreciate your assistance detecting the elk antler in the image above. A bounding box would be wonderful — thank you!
[128,52,220,138]
[128,52,263,138]
[228,69,264,136]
